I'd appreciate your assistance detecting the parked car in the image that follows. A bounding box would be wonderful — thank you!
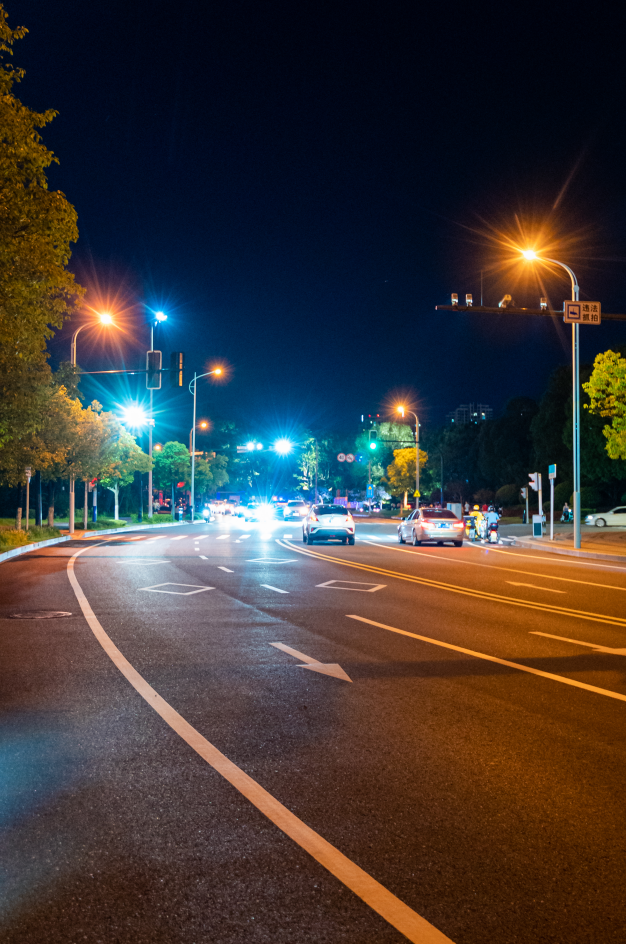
[586,506,626,527]
[302,504,355,544]
[398,508,465,546]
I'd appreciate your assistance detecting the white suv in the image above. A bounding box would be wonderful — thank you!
[303,505,355,545]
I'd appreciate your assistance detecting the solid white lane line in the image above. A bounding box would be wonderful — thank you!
[530,631,626,655]
[260,584,289,594]
[66,547,449,944]
[363,541,626,592]
[347,616,626,704]
[218,566,234,572]
[506,582,566,594]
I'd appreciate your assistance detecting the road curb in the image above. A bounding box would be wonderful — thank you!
[514,536,626,564]
[0,520,187,566]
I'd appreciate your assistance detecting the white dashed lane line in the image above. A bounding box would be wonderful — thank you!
[218,566,234,572]
[216,534,229,540]
[260,584,289,594]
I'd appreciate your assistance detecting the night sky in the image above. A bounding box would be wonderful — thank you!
[13,1,626,444]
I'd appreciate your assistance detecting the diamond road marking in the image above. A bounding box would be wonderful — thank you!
[316,579,386,592]
[247,557,298,563]
[140,582,214,595]
[115,559,170,565]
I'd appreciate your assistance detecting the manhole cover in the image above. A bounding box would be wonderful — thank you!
[9,611,73,620]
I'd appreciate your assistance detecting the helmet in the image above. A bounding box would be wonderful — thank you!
[473,505,479,510]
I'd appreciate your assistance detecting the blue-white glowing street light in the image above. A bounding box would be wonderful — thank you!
[121,405,149,428]
[274,438,293,455]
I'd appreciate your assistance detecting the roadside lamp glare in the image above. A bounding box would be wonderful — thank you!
[155,311,167,322]
[246,441,255,451]
[122,406,147,427]
[214,368,222,375]
[99,313,113,325]
[522,249,537,260]
[397,405,405,417]
[275,438,292,455]
[256,442,263,450]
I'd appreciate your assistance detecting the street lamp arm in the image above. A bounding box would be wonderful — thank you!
[188,369,219,394]
[543,257,579,301]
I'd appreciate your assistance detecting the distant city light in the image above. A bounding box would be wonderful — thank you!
[274,439,293,455]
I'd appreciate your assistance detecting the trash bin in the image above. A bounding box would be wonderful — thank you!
[532,514,543,538]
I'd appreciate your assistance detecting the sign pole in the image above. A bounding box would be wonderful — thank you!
[549,464,557,541]
[538,473,543,533]
[24,468,31,531]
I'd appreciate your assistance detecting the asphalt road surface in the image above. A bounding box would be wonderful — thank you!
[2,516,626,943]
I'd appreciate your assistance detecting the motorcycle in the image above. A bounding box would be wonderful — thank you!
[560,508,573,523]
[488,520,499,544]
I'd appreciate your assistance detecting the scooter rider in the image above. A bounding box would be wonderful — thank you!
[485,505,500,543]
[467,504,484,540]
[561,502,572,523]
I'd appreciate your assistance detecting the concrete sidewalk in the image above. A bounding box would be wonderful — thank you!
[513,526,626,563]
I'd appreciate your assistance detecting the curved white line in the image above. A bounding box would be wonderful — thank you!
[66,545,453,944]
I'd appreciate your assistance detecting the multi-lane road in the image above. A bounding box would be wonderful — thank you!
[2,516,626,943]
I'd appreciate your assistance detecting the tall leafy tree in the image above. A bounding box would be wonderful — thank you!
[152,442,191,511]
[0,5,83,451]
[583,350,626,461]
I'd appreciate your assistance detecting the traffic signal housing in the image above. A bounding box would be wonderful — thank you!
[146,350,162,389]
[368,429,378,450]
[528,472,539,491]
[170,351,184,388]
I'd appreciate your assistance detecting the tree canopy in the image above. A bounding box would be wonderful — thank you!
[0,4,83,450]
[583,350,626,461]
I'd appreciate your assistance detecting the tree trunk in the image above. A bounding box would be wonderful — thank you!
[83,480,89,529]
[47,479,56,528]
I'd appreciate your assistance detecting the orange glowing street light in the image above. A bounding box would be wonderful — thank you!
[70,312,116,366]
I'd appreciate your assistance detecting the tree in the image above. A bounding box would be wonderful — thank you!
[583,350,626,460]
[0,6,83,450]
[99,427,152,520]
[381,446,428,503]
[193,453,229,504]
[152,442,191,511]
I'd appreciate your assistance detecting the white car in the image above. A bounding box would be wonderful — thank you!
[586,506,626,527]
[398,508,465,546]
[303,505,355,544]
[283,500,309,520]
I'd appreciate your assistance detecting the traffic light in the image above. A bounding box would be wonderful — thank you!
[528,472,539,491]
[146,350,162,389]
[368,429,377,450]
[170,351,184,388]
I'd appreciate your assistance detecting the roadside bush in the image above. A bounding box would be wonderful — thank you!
[553,481,573,507]
[473,489,495,505]
[0,528,29,550]
[572,486,602,508]
[495,484,520,506]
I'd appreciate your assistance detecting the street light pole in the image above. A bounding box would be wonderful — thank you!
[189,369,222,523]
[398,407,420,508]
[523,253,581,548]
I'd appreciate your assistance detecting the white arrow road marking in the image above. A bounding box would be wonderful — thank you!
[260,584,289,594]
[67,547,452,944]
[218,566,234,572]
[270,642,352,682]
[507,582,566,593]
[531,631,626,655]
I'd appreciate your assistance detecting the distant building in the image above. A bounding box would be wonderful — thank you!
[446,403,493,425]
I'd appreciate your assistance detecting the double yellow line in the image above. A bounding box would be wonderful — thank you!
[277,540,626,629]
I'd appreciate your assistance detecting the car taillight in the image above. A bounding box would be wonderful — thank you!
[453,522,464,528]
[310,514,318,522]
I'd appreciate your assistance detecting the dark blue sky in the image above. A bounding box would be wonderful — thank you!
[13,0,626,443]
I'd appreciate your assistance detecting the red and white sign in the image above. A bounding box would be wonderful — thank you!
[345,453,355,463]
[337,453,346,462]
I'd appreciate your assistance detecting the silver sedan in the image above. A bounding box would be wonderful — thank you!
[398,508,465,546]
